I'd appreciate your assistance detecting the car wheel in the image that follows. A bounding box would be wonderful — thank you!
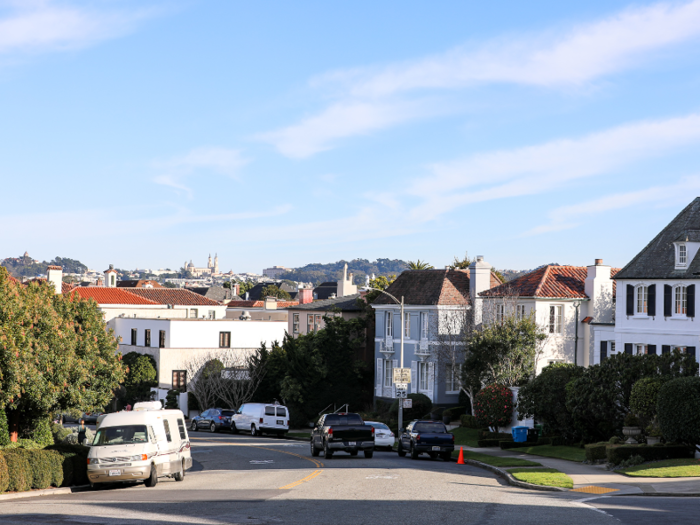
[364,449,374,459]
[324,440,333,459]
[310,440,320,457]
[251,425,258,436]
[397,442,406,457]
[230,423,239,434]
[410,444,419,460]
[144,464,158,487]
[190,421,198,432]
[441,452,452,461]
[173,460,185,482]
[210,422,217,433]
[350,451,358,457]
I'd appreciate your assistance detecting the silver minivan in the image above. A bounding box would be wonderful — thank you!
[232,403,289,437]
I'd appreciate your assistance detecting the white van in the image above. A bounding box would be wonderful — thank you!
[232,403,289,437]
[87,402,192,488]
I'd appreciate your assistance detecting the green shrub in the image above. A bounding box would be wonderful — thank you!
[0,453,8,493]
[618,454,645,468]
[2,450,32,492]
[477,438,502,447]
[657,377,700,450]
[460,414,478,428]
[609,436,622,444]
[0,410,9,447]
[624,413,640,427]
[630,378,665,423]
[500,440,549,449]
[584,443,608,461]
[390,393,432,422]
[50,423,72,444]
[474,384,513,432]
[28,418,54,448]
[606,444,693,465]
[165,389,180,410]
[478,430,511,439]
[46,443,89,486]
[45,450,64,487]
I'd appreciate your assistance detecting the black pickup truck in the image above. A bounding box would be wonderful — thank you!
[310,413,375,459]
[397,420,454,461]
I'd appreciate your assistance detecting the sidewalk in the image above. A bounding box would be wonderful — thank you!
[464,446,700,496]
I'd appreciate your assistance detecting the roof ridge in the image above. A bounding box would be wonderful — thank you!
[533,266,551,297]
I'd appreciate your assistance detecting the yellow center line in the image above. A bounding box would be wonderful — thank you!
[279,469,322,490]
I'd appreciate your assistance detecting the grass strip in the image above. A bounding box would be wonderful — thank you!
[449,427,480,448]
[507,468,573,489]
[519,445,586,463]
[452,449,541,467]
[619,458,700,478]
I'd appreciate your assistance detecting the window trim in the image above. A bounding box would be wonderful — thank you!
[144,329,151,348]
[386,311,393,337]
[404,312,410,338]
[674,285,688,316]
[131,328,137,346]
[636,285,649,315]
[549,305,563,334]
[677,243,688,267]
[418,362,428,391]
[495,304,504,324]
[420,312,428,340]
[293,313,300,334]
[219,331,231,348]
[159,330,166,348]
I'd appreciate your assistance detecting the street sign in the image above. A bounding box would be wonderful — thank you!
[396,389,407,399]
[403,399,413,409]
[393,368,411,383]
[394,382,408,390]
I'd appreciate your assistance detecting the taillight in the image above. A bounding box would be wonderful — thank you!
[371,427,375,434]
[328,427,333,437]
[416,434,421,442]
[259,418,263,424]
[218,416,223,420]
[451,434,455,442]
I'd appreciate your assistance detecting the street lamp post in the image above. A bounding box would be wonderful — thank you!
[368,287,405,432]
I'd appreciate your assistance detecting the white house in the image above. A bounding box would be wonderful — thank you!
[480,260,619,373]
[611,198,700,364]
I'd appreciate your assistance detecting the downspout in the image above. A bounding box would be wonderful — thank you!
[574,301,581,366]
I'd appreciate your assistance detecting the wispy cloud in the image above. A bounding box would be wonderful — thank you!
[407,113,700,221]
[524,177,700,236]
[153,147,249,198]
[261,0,700,158]
[0,0,157,58]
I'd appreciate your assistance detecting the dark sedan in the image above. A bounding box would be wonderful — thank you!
[397,420,454,460]
[190,408,236,433]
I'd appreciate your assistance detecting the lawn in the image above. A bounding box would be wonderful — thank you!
[288,432,311,439]
[449,427,480,448]
[519,445,586,462]
[619,458,700,478]
[452,449,542,467]
[507,468,574,489]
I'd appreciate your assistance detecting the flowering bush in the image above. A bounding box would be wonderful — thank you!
[474,384,513,432]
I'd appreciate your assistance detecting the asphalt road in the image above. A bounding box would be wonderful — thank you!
[0,431,695,524]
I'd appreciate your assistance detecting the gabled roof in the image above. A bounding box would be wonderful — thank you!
[615,197,700,280]
[188,286,235,303]
[372,269,484,306]
[116,280,163,288]
[126,288,221,306]
[68,287,159,305]
[287,293,362,312]
[480,265,620,299]
[227,300,299,308]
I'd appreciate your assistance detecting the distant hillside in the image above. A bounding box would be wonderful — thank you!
[1,253,88,279]
[281,258,408,286]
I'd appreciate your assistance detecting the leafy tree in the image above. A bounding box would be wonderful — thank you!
[630,377,666,425]
[449,252,473,270]
[260,285,291,300]
[406,260,434,270]
[657,377,700,453]
[237,281,256,296]
[121,352,157,405]
[362,275,396,307]
[162,282,178,288]
[473,384,513,433]
[0,268,125,441]
[251,342,287,404]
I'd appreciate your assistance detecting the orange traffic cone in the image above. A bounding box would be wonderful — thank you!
[457,447,465,465]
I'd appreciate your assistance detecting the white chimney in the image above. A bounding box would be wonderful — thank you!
[585,258,613,323]
[104,264,118,288]
[46,265,62,294]
[468,255,493,326]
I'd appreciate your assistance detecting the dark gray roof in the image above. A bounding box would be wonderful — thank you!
[188,286,235,303]
[244,282,298,301]
[313,282,338,300]
[615,197,700,280]
[287,293,362,311]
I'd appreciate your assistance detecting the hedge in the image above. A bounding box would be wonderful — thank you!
[584,442,608,462]
[46,443,89,487]
[1,450,32,492]
[0,453,7,493]
[500,440,550,450]
[606,444,693,465]
[657,377,700,449]
[0,449,67,492]
[460,415,479,428]
[477,439,503,447]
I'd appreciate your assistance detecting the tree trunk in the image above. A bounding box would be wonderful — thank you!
[8,409,19,443]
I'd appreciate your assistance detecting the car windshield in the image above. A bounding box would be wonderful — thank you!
[93,425,149,446]
[368,422,390,430]
[324,414,363,426]
[413,423,447,433]
[221,410,235,417]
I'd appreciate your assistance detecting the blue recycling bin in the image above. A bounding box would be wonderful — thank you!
[512,426,528,443]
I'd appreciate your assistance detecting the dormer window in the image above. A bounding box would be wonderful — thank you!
[678,244,687,266]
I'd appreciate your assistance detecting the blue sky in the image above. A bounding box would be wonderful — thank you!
[2,0,700,274]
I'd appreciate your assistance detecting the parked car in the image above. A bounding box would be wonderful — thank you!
[190,408,236,432]
[310,413,374,459]
[397,420,454,460]
[232,403,289,437]
[365,421,395,450]
[81,412,104,425]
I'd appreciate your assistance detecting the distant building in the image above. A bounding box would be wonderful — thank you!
[262,266,291,279]
[184,254,220,277]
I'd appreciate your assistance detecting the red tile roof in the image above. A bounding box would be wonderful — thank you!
[480,266,620,299]
[62,282,77,294]
[68,287,159,305]
[227,300,299,308]
[126,288,221,306]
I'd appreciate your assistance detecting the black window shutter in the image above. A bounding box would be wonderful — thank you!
[624,343,633,355]
[664,285,672,317]
[600,341,607,362]
[687,285,695,318]
[648,285,656,316]
[687,346,696,360]
[648,344,657,355]
[626,285,634,316]
[662,345,671,354]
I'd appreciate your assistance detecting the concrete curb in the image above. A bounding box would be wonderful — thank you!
[454,457,568,492]
[611,492,700,498]
[0,485,91,502]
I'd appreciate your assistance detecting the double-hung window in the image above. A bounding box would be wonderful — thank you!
[549,306,563,334]
[419,362,428,391]
[635,344,647,355]
[516,304,526,320]
[404,313,410,338]
[159,330,166,348]
[636,286,649,314]
[495,304,504,324]
[445,364,457,393]
[144,329,151,347]
[219,331,231,348]
[675,286,688,315]
[314,314,322,331]
[420,312,428,340]
[385,312,393,337]
[293,313,300,334]
[383,360,393,387]
[131,328,137,346]
[307,314,314,333]
[679,244,687,266]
